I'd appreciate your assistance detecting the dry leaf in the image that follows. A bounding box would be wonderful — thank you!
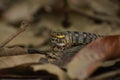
[67,35,120,80]
[30,64,70,80]
[0,54,45,69]
[0,63,70,80]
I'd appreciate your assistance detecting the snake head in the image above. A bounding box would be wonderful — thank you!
[50,31,71,51]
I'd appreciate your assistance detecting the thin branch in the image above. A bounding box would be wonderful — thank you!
[0,21,29,48]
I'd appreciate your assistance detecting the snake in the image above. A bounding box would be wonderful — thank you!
[50,31,103,51]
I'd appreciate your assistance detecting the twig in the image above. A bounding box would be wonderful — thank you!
[0,21,29,48]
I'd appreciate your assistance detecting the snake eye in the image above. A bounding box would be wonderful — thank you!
[51,38,57,42]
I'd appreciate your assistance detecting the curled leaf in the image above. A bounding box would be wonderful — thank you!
[67,35,120,80]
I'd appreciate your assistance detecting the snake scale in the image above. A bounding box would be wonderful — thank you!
[50,31,103,51]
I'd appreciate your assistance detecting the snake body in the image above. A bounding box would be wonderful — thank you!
[50,31,103,51]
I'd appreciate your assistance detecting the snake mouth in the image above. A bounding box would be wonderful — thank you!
[51,42,72,51]
[51,42,67,51]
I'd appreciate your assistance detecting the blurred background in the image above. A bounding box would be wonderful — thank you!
[0,0,120,48]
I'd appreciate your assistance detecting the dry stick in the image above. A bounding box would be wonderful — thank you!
[0,22,28,48]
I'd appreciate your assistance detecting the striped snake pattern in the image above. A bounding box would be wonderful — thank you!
[50,31,103,51]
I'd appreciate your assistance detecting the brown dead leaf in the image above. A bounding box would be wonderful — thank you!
[67,35,120,80]
[0,47,27,57]
[0,54,45,69]
[29,64,70,80]
[0,63,70,80]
